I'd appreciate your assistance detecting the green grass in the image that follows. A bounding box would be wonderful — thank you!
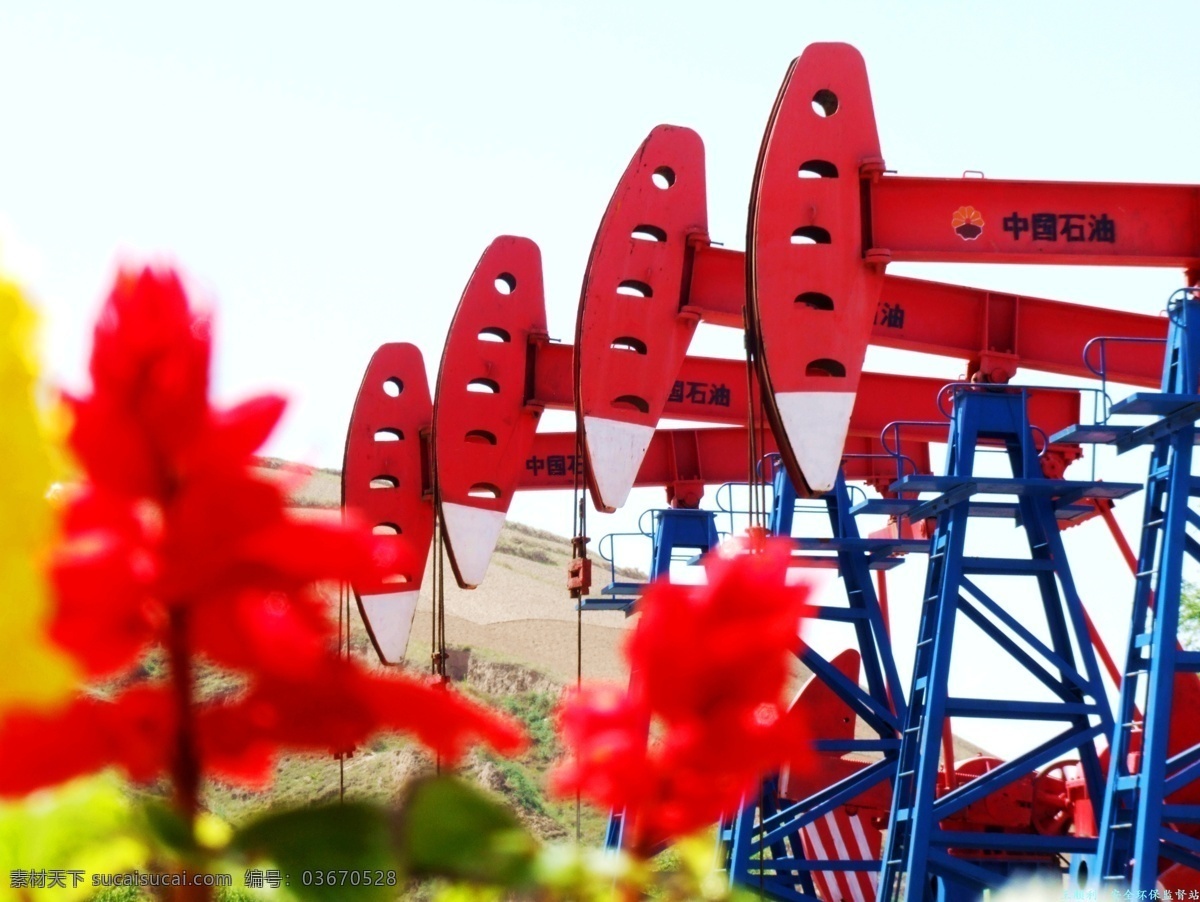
[486,756,549,816]
[498,692,559,764]
[494,534,555,565]
[91,889,146,902]
[90,886,259,902]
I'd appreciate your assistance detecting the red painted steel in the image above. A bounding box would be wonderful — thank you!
[740,42,1195,501]
[542,336,1079,441]
[535,340,762,424]
[433,236,547,588]
[868,177,1200,268]
[875,276,1166,385]
[747,43,887,497]
[574,125,708,512]
[566,112,1166,514]
[536,338,1087,496]
[684,243,744,327]
[665,241,1168,386]
[784,650,888,894]
[518,429,930,501]
[429,235,981,586]
[341,342,434,664]
[342,348,933,600]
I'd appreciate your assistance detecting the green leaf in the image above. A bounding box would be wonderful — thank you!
[532,843,641,901]
[232,802,397,902]
[396,775,538,887]
[431,885,505,902]
[140,799,196,856]
[0,774,150,902]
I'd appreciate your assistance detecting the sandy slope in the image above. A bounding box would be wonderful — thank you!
[258,459,632,676]
[264,459,989,759]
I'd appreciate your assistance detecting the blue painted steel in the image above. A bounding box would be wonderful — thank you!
[725,777,820,899]
[878,386,1117,902]
[649,508,720,583]
[1091,289,1200,892]
[769,458,800,537]
[723,469,911,900]
[584,508,721,613]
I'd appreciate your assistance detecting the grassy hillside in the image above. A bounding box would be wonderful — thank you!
[208,460,626,847]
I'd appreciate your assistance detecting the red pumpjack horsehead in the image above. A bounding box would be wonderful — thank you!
[344,72,1165,621]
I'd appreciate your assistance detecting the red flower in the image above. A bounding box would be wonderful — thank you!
[198,663,526,787]
[0,266,525,799]
[0,686,174,795]
[50,488,161,677]
[67,269,212,500]
[551,536,813,853]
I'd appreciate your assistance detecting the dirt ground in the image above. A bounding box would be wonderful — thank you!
[268,459,989,759]
[261,459,633,682]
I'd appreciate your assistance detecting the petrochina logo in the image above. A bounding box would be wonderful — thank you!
[952,206,984,241]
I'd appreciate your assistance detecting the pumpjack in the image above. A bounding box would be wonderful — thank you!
[343,41,1200,900]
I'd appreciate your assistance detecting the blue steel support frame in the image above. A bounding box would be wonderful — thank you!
[649,509,720,583]
[724,468,909,900]
[587,508,722,612]
[878,386,1116,902]
[770,458,799,538]
[1092,289,1200,892]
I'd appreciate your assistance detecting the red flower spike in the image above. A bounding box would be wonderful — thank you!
[191,588,333,680]
[550,684,653,811]
[0,264,527,800]
[191,394,288,473]
[70,269,212,499]
[194,663,526,785]
[552,536,814,854]
[0,686,174,795]
[50,488,161,678]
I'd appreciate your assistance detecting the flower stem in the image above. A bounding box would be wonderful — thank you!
[167,604,208,902]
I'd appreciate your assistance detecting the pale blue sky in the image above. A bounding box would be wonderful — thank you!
[2,1,1198,754]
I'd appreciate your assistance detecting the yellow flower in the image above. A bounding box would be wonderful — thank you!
[0,266,78,712]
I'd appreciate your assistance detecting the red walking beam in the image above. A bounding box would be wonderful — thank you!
[689,244,1166,386]
[868,178,1200,269]
[342,341,936,603]
[520,430,930,503]
[430,237,923,584]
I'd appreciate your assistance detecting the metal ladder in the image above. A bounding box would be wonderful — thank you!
[1090,288,1200,890]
